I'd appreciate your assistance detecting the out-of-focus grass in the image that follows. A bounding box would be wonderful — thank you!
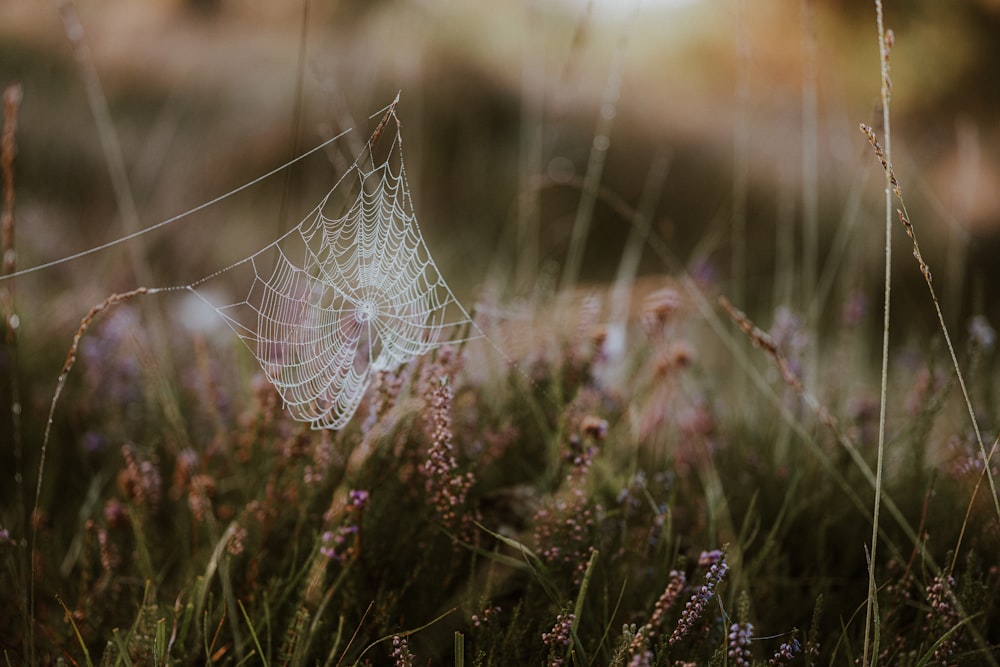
[1,271,998,664]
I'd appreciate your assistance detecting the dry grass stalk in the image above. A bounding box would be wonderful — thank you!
[2,79,26,659]
[865,5,895,663]
[31,287,151,649]
[1,83,19,270]
[717,294,936,568]
[860,110,1000,529]
[718,295,834,430]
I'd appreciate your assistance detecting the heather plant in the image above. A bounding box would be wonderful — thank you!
[5,293,1000,664]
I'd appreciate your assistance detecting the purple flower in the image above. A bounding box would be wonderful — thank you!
[727,622,753,666]
[698,549,724,567]
[670,550,729,645]
[349,489,370,508]
[542,612,574,645]
[768,638,801,666]
[391,635,415,667]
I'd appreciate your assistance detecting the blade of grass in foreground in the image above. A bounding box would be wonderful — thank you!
[57,595,94,667]
[239,600,268,667]
[865,2,894,664]
[860,4,1000,664]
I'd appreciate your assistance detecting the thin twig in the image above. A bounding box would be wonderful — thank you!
[369,91,401,150]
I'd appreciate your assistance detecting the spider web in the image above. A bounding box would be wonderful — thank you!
[187,99,477,429]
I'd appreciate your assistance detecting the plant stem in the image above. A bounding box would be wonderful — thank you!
[864,2,892,665]
[2,80,26,666]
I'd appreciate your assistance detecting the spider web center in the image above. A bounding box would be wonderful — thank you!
[355,298,378,323]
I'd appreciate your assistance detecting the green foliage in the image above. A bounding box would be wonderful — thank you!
[1,289,997,665]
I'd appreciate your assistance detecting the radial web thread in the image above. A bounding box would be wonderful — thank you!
[189,103,476,429]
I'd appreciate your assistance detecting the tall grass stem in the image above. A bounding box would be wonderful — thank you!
[865,2,893,664]
[30,287,152,657]
[276,0,310,238]
[1,82,26,661]
[57,0,148,286]
[559,21,629,292]
[731,0,749,315]
[517,2,544,293]
[801,0,819,376]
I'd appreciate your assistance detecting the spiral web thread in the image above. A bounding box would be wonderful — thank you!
[188,100,477,429]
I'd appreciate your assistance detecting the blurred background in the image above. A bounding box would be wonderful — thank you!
[4,3,1000,658]
[2,0,1000,346]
